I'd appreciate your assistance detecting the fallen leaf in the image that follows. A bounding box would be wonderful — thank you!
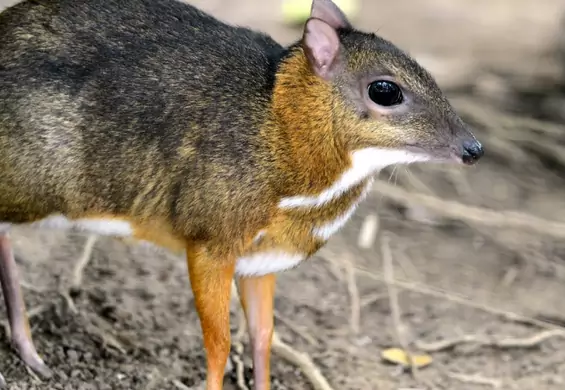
[381,348,433,369]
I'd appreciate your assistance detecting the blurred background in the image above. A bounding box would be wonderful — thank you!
[2,0,565,389]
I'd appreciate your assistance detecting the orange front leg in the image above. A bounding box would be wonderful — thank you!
[238,274,276,390]
[186,244,235,390]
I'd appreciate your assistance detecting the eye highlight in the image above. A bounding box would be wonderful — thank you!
[367,80,403,107]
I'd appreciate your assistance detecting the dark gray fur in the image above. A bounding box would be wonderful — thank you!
[0,0,285,241]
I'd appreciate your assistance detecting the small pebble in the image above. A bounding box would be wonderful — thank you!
[547,375,563,385]
[354,335,372,347]
[67,349,79,364]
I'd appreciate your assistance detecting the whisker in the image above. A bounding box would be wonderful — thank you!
[387,166,397,185]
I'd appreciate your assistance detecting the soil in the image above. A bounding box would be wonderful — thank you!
[2,0,565,389]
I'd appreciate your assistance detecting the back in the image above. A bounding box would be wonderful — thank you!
[0,0,283,234]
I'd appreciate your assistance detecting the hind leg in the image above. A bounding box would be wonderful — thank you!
[0,233,52,382]
[237,274,276,390]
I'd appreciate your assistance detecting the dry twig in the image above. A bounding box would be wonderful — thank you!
[360,292,387,308]
[59,288,78,314]
[24,366,41,383]
[71,234,98,293]
[350,264,565,333]
[381,235,419,382]
[372,180,565,238]
[56,234,99,316]
[404,165,550,290]
[232,341,250,390]
[274,309,318,345]
[20,280,46,294]
[324,256,345,282]
[415,329,565,352]
[446,372,502,388]
[452,96,565,138]
[345,261,360,335]
[84,312,127,354]
[271,331,335,390]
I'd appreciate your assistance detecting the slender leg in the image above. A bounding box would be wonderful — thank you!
[237,274,276,390]
[0,233,52,379]
[186,244,235,390]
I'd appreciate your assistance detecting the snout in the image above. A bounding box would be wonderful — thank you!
[460,139,484,165]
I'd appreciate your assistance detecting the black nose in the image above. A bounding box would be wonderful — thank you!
[461,139,484,165]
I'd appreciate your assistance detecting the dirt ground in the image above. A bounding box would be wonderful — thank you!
[2,0,565,389]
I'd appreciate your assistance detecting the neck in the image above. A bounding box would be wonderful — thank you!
[266,47,349,196]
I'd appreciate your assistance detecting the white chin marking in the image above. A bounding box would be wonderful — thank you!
[3,214,135,236]
[279,148,428,209]
[235,251,305,277]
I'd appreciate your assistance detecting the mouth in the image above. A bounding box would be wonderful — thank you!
[406,141,484,166]
[405,145,456,164]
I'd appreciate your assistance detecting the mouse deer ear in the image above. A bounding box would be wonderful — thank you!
[303,18,341,80]
[310,0,352,30]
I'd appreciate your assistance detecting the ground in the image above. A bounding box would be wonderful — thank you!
[2,0,565,389]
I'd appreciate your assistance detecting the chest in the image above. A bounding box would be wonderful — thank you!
[235,178,373,276]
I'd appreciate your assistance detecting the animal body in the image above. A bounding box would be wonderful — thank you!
[0,0,483,388]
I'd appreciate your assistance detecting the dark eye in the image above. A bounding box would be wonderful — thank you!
[367,80,403,106]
